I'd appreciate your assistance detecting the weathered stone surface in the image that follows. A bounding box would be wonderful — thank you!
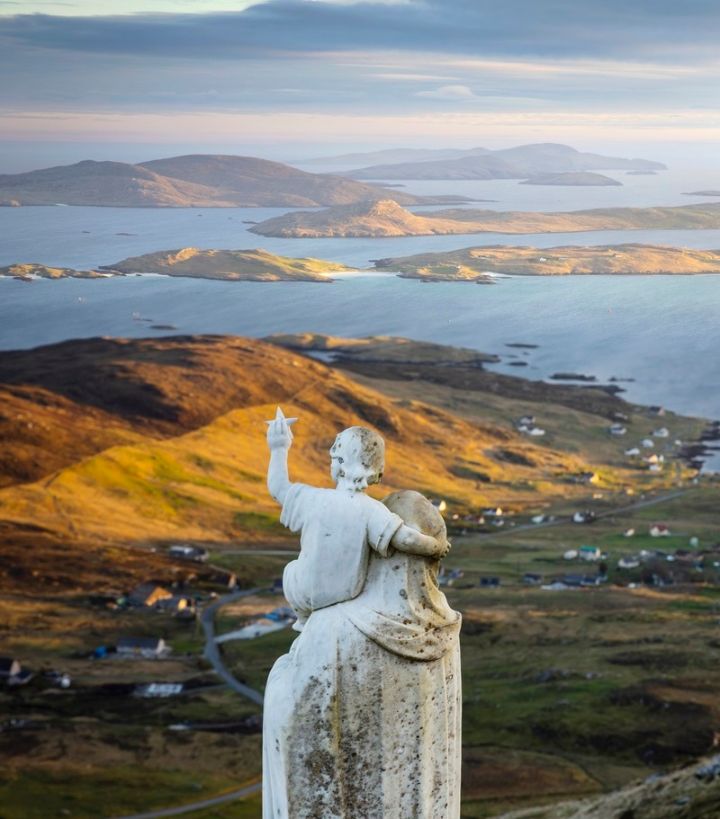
[263,410,462,818]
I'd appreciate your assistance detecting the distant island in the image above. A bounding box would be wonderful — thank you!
[0,154,469,208]
[344,143,665,180]
[0,263,106,281]
[684,190,720,197]
[520,172,621,187]
[1,249,356,283]
[9,242,720,286]
[250,198,720,238]
[372,244,720,281]
[100,248,355,281]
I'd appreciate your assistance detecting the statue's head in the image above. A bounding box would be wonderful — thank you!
[329,426,385,491]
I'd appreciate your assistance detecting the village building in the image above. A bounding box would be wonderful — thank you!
[116,637,169,659]
[650,523,671,537]
[618,556,641,570]
[0,657,22,679]
[578,545,602,562]
[168,544,209,563]
[128,583,173,608]
[523,573,543,585]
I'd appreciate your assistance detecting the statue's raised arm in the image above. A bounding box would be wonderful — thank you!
[265,406,297,505]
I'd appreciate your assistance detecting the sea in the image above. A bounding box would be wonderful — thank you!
[1,166,719,469]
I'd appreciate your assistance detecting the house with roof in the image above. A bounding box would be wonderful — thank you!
[609,424,627,436]
[650,524,671,537]
[578,545,602,562]
[0,657,22,683]
[128,583,173,608]
[618,556,641,570]
[168,544,209,563]
[523,573,543,585]
[116,637,169,659]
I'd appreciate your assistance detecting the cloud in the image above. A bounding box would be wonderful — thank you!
[1,0,720,147]
[415,84,476,100]
[2,1,720,62]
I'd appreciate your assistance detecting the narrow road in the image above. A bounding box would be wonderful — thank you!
[111,589,269,818]
[112,781,261,819]
[200,587,266,706]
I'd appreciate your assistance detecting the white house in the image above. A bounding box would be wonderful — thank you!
[650,524,670,537]
[116,637,169,659]
[618,557,640,569]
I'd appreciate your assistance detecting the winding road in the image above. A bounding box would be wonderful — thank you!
[112,588,267,819]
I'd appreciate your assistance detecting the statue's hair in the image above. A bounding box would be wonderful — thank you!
[330,426,385,490]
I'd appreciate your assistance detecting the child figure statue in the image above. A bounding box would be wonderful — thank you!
[263,408,461,819]
[266,407,450,629]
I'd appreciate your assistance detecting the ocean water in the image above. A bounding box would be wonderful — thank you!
[1,201,719,469]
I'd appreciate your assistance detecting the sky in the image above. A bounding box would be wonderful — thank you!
[1,0,719,170]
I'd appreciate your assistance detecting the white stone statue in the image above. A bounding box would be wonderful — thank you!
[262,408,462,819]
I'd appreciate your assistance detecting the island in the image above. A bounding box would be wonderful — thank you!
[0,263,107,280]
[0,154,470,209]
[684,190,720,197]
[372,244,720,280]
[1,250,356,283]
[345,143,666,180]
[99,248,355,281]
[520,172,621,186]
[250,198,720,238]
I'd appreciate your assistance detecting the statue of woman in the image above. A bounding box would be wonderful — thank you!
[263,409,462,819]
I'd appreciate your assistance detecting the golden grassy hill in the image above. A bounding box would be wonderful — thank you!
[251,199,720,238]
[0,337,586,542]
[99,247,353,281]
[373,243,720,279]
[0,335,356,487]
[0,371,588,546]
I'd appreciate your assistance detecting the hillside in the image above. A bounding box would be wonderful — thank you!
[99,247,352,281]
[346,143,665,180]
[0,155,466,208]
[521,172,622,186]
[250,199,720,238]
[0,337,597,549]
[497,754,720,818]
[372,244,720,280]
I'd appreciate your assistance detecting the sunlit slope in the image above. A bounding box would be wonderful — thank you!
[0,375,589,544]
